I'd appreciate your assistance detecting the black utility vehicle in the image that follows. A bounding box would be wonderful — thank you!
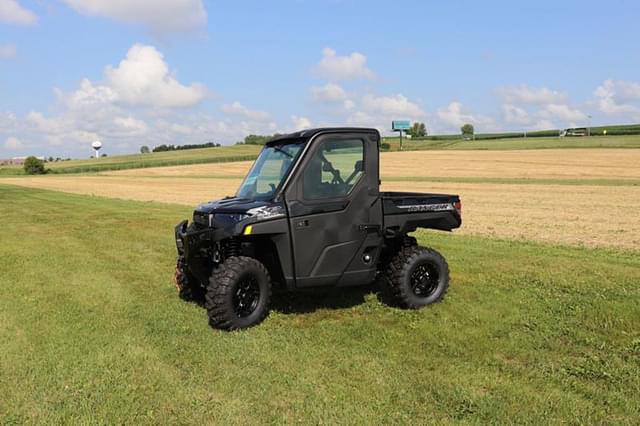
[175,128,461,330]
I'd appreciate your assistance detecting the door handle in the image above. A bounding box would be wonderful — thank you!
[359,224,381,234]
[296,219,309,229]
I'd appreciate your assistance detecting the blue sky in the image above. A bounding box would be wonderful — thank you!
[1,0,639,157]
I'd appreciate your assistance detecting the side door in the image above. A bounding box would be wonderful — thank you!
[284,131,383,288]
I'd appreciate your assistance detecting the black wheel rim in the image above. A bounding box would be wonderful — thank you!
[410,262,440,298]
[233,276,260,318]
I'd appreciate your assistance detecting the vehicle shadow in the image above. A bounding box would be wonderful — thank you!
[181,278,399,315]
[271,278,399,314]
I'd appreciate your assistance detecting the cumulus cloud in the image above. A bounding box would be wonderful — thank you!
[0,43,16,59]
[539,103,587,124]
[4,136,22,150]
[436,102,495,132]
[0,0,37,25]
[593,79,640,118]
[221,101,271,122]
[361,94,425,118]
[291,115,312,130]
[61,0,207,35]
[499,84,567,105]
[502,104,531,126]
[315,48,375,81]
[104,44,207,108]
[310,83,348,102]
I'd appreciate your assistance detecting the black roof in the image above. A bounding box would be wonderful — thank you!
[267,127,379,144]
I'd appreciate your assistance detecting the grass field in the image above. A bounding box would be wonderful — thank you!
[1,186,639,424]
[0,144,262,175]
[2,134,640,176]
[382,134,640,151]
[3,149,639,249]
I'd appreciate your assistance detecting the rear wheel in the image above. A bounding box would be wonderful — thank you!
[385,245,449,309]
[205,256,272,330]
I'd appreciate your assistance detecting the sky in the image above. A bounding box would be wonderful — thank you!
[1,0,639,158]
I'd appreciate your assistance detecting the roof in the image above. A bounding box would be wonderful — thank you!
[267,127,379,144]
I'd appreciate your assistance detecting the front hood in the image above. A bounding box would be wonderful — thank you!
[195,197,278,215]
[192,197,286,230]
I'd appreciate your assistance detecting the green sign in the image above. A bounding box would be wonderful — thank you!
[392,120,411,131]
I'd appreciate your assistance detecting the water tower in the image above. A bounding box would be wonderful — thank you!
[92,140,102,158]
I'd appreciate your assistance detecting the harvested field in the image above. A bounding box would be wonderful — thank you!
[102,149,640,181]
[3,176,639,249]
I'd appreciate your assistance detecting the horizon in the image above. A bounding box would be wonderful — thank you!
[1,0,640,158]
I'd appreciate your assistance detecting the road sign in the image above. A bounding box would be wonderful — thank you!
[392,120,411,131]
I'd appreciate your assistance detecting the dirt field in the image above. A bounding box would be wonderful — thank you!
[102,149,640,180]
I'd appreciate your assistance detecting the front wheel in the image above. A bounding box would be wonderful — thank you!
[205,256,272,330]
[385,246,449,309]
[175,256,204,303]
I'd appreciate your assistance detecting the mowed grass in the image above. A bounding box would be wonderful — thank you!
[1,185,639,424]
[383,134,640,151]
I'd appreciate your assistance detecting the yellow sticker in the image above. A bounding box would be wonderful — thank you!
[243,225,253,235]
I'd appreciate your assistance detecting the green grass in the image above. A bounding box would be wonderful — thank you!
[383,135,640,151]
[1,185,639,423]
[3,134,640,177]
[0,145,261,176]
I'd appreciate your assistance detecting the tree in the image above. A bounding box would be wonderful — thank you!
[461,123,474,137]
[140,145,150,154]
[23,156,46,175]
[408,122,427,138]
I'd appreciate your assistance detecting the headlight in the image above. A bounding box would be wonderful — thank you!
[247,205,285,221]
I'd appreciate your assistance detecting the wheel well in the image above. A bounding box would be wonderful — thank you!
[239,236,286,290]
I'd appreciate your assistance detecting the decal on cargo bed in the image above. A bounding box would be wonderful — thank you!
[397,203,455,212]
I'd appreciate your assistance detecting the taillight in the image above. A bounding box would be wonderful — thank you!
[453,201,462,213]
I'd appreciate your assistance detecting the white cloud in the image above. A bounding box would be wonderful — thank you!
[4,136,22,150]
[0,43,16,59]
[291,115,312,130]
[104,44,207,108]
[361,94,425,119]
[502,104,531,126]
[499,84,567,105]
[593,79,640,118]
[221,101,271,122]
[61,0,207,35]
[539,103,587,124]
[310,83,348,102]
[315,48,375,81]
[436,102,495,132]
[0,0,37,25]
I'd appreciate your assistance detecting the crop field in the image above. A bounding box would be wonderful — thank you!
[1,141,639,423]
[2,148,639,249]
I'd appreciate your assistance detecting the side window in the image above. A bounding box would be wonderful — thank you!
[302,138,364,200]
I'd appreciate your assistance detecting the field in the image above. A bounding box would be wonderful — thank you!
[1,186,639,424]
[0,144,261,175]
[2,134,640,176]
[1,138,640,423]
[3,148,639,249]
[383,134,640,151]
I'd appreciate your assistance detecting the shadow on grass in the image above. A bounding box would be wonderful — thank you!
[181,278,399,315]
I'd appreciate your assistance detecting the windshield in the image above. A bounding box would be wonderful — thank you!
[236,140,305,199]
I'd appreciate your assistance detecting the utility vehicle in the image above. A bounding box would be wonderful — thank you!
[174,128,461,330]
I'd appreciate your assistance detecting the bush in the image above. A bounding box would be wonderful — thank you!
[380,142,391,151]
[23,156,47,175]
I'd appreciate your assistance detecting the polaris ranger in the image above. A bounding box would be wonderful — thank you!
[174,128,461,330]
